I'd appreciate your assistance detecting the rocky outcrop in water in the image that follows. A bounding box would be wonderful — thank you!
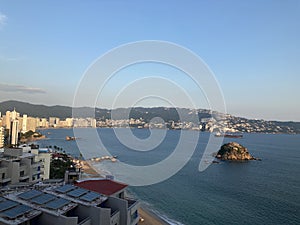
[216,142,257,161]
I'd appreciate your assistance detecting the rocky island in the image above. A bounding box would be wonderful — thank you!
[20,130,46,143]
[216,142,259,161]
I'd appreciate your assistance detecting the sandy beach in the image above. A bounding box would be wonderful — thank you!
[138,207,170,225]
[80,160,103,178]
[81,160,169,225]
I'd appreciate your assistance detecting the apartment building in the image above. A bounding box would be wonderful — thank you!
[75,179,140,225]
[0,180,139,225]
[0,127,4,149]
[22,145,51,180]
[0,148,41,186]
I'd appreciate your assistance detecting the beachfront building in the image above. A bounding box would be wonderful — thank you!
[0,127,4,149]
[76,179,140,225]
[26,116,38,132]
[48,117,57,127]
[22,145,51,180]
[64,168,82,184]
[9,119,19,147]
[21,114,27,133]
[0,148,41,186]
[0,180,139,225]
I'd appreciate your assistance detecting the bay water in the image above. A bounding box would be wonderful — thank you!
[36,128,300,225]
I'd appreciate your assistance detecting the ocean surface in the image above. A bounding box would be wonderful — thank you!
[36,128,300,225]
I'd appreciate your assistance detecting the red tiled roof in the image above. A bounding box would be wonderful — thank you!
[75,179,128,196]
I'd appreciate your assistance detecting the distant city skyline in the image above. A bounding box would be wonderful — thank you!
[0,1,299,121]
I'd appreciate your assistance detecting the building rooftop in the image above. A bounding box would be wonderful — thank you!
[8,189,78,216]
[44,184,107,207]
[2,183,108,223]
[75,179,128,196]
[0,196,41,225]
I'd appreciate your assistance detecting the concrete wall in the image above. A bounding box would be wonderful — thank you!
[79,218,92,225]
[128,200,139,225]
[4,148,22,157]
[33,212,78,225]
[105,197,128,225]
[0,153,41,185]
[68,204,93,224]
[8,161,19,183]
[23,148,51,180]
[110,211,120,225]
[39,152,51,180]
[99,208,111,225]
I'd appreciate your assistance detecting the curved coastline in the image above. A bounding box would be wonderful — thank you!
[81,160,174,225]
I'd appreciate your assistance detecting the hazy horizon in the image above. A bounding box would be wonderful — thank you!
[1,99,299,123]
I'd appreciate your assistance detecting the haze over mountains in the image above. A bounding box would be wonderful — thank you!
[1,100,299,134]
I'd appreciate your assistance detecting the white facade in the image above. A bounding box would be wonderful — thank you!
[33,149,51,180]
[22,146,51,180]
[5,111,11,130]
[49,117,56,126]
[0,127,4,148]
[21,114,28,133]
[27,117,37,132]
[10,119,19,146]
[66,118,74,127]
[0,148,42,185]
[11,109,18,120]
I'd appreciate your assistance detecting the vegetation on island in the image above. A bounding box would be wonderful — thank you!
[216,142,260,161]
[20,130,45,143]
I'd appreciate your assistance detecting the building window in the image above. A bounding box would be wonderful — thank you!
[20,171,25,177]
[131,210,138,222]
[2,173,5,179]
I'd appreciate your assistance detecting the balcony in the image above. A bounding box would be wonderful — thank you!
[20,165,27,171]
[125,198,139,209]
[32,162,41,168]
[0,167,8,174]
[110,210,120,225]
[19,175,30,181]
[78,217,91,225]
[0,177,11,183]
[126,198,140,225]
[32,170,41,175]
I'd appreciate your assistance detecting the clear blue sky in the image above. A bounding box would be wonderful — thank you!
[0,0,299,121]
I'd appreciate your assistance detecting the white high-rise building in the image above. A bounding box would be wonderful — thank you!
[27,117,37,132]
[49,117,56,127]
[10,119,19,146]
[5,111,11,130]
[11,109,18,120]
[66,118,74,127]
[0,127,4,148]
[22,114,28,133]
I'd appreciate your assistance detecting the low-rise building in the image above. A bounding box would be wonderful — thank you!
[0,180,139,225]
[22,145,51,180]
[0,148,41,186]
[75,179,140,225]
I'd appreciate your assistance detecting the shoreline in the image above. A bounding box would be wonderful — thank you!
[36,126,299,135]
[138,207,170,225]
[33,132,179,225]
[81,160,171,225]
